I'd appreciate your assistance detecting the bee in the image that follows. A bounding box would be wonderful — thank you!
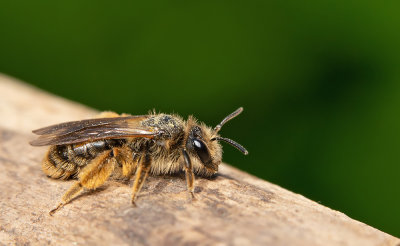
[30,107,248,215]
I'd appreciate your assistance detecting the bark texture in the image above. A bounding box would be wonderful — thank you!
[0,74,399,246]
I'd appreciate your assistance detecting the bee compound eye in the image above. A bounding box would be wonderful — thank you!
[192,139,212,165]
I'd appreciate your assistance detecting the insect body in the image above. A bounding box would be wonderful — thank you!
[30,108,248,215]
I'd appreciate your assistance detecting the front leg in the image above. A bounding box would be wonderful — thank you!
[182,149,195,200]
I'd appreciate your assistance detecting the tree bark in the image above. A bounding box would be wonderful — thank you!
[0,74,398,246]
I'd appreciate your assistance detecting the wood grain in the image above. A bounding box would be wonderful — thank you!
[0,74,399,246]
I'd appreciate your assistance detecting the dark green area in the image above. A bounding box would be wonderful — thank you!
[1,1,399,236]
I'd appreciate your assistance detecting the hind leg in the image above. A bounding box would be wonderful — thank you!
[49,149,117,215]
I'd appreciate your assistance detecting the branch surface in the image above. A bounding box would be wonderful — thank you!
[0,74,398,246]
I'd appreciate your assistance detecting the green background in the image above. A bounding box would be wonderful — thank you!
[1,1,399,236]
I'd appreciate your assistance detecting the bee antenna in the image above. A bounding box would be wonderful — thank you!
[214,107,243,133]
[211,137,248,155]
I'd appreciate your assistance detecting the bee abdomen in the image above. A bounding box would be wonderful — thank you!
[42,145,77,180]
[42,139,126,180]
[73,139,125,157]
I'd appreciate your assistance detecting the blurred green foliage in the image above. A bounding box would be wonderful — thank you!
[1,1,399,236]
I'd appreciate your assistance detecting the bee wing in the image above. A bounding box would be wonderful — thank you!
[30,116,158,146]
[32,115,147,135]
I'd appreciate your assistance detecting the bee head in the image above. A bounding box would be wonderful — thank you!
[184,107,248,177]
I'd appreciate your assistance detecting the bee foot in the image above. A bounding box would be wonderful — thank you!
[49,203,64,216]
[187,192,196,202]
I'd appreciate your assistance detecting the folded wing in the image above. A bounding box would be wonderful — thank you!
[30,116,158,146]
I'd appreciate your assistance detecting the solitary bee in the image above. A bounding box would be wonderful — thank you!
[30,107,248,215]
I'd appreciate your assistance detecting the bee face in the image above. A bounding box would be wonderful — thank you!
[185,123,222,176]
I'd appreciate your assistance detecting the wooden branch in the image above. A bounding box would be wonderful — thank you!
[0,74,398,246]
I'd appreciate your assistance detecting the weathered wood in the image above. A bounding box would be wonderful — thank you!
[0,74,399,246]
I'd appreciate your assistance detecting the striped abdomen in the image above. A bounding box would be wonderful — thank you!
[42,139,125,180]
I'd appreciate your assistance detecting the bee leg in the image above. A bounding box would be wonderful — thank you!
[131,153,151,206]
[49,182,82,216]
[96,111,120,118]
[49,150,116,216]
[96,111,131,118]
[182,149,196,201]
